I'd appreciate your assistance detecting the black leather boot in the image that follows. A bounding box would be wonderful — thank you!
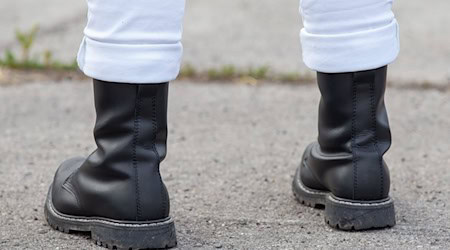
[292,66,395,230]
[44,80,177,249]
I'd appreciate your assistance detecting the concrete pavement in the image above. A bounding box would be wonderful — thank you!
[0,80,449,249]
[1,0,450,86]
[1,0,449,248]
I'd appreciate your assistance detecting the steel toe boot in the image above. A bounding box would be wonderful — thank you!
[292,66,396,230]
[45,80,176,249]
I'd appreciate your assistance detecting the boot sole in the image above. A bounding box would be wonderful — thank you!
[292,168,396,231]
[44,187,177,249]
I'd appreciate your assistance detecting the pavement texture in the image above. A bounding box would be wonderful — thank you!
[1,0,450,86]
[1,80,449,249]
[1,0,449,249]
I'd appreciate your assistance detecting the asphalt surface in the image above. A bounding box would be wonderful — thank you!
[1,0,450,86]
[1,0,449,248]
[1,80,449,249]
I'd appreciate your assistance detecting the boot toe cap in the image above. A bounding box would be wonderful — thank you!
[49,157,85,215]
[300,143,329,191]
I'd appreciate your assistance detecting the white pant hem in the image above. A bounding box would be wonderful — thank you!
[77,37,183,84]
[300,19,400,73]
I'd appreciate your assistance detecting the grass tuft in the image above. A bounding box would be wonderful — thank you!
[1,25,316,84]
[248,66,269,80]
[0,25,78,71]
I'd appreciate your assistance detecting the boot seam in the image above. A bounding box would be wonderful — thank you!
[351,73,358,200]
[62,176,82,211]
[151,95,160,173]
[151,93,168,217]
[369,80,384,198]
[132,86,142,220]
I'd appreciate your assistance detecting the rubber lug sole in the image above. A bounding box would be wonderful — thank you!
[292,168,396,231]
[44,187,177,249]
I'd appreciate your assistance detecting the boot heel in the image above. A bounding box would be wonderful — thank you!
[324,195,396,230]
[90,219,177,250]
[45,188,177,249]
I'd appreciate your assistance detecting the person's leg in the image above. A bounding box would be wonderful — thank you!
[78,0,185,84]
[45,1,186,249]
[293,0,399,230]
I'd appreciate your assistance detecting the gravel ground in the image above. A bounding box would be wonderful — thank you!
[0,80,449,249]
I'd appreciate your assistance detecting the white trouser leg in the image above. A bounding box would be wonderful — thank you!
[299,0,400,73]
[77,0,186,84]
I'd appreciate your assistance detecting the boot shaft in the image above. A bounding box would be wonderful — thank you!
[68,80,171,221]
[92,80,168,163]
[303,66,392,200]
[317,66,391,156]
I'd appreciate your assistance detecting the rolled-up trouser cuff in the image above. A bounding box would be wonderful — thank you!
[77,37,182,84]
[301,20,400,73]
[300,19,400,73]
[299,0,400,73]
